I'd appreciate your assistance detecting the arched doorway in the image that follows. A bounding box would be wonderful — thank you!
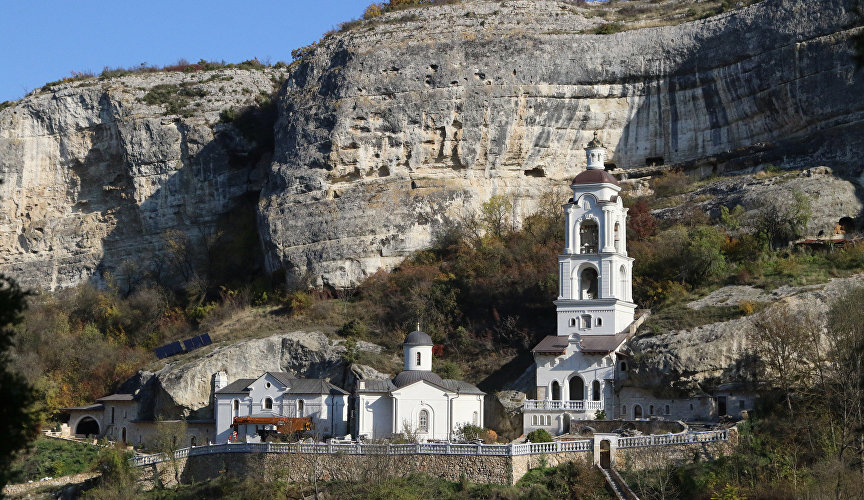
[592,380,601,401]
[634,405,643,419]
[75,417,100,436]
[579,221,599,254]
[563,413,571,434]
[121,427,127,444]
[600,440,611,469]
[580,267,599,299]
[569,376,584,401]
[551,381,562,401]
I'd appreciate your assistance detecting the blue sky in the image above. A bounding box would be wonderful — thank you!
[0,0,371,102]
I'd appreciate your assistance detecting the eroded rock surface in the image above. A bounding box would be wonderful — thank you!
[121,331,383,419]
[626,274,864,394]
[259,0,864,286]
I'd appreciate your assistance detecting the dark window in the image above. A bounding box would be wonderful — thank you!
[416,352,422,366]
[264,398,273,410]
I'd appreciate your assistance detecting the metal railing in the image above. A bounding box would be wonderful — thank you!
[522,399,604,411]
[616,429,728,449]
[130,429,729,466]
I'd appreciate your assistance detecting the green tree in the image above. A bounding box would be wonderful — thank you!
[0,275,39,491]
[757,190,812,249]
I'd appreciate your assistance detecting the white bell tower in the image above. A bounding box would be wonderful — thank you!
[556,132,635,337]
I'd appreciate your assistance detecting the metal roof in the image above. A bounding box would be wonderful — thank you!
[442,379,485,395]
[393,370,445,388]
[571,169,619,187]
[356,379,397,393]
[96,394,135,402]
[403,330,433,346]
[60,403,104,412]
[579,333,628,354]
[532,336,570,354]
[215,378,255,394]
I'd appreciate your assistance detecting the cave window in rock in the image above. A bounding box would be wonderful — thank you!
[838,216,855,234]
[592,380,601,401]
[580,268,598,300]
[551,381,562,401]
[190,435,196,447]
[579,221,599,254]
[418,409,429,432]
[569,376,585,401]
[263,397,273,411]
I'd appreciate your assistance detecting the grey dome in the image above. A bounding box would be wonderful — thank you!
[393,370,444,388]
[403,330,433,346]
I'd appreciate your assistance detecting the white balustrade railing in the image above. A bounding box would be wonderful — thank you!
[617,429,729,449]
[522,399,604,411]
[130,429,728,466]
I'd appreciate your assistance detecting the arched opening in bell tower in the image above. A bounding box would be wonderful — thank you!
[580,268,599,300]
[579,220,599,254]
[614,222,621,252]
[619,265,627,299]
[569,376,585,401]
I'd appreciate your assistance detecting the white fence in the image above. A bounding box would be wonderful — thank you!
[617,429,728,449]
[522,400,604,411]
[131,429,729,466]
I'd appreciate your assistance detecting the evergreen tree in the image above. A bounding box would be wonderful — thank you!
[0,275,39,490]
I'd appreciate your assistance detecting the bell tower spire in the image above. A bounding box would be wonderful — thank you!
[555,132,635,337]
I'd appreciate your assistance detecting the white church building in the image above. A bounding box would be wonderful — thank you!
[355,330,485,441]
[213,371,350,442]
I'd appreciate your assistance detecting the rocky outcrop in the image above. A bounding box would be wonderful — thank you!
[1,0,861,291]
[0,69,285,290]
[260,0,864,287]
[625,274,864,394]
[120,331,384,419]
[653,167,863,236]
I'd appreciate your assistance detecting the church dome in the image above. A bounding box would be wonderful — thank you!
[393,370,444,388]
[571,169,620,186]
[403,330,433,346]
[586,131,604,149]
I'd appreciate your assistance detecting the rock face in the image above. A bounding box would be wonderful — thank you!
[0,69,285,290]
[259,0,864,286]
[625,274,864,394]
[121,330,385,419]
[0,0,861,291]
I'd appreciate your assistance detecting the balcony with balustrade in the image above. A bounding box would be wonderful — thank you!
[522,400,603,412]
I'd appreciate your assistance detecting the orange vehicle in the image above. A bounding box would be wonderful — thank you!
[231,416,314,442]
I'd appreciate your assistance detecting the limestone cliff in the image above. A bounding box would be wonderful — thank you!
[260,0,864,287]
[0,0,861,291]
[0,69,286,290]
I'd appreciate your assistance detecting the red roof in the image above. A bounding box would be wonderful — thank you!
[571,169,619,186]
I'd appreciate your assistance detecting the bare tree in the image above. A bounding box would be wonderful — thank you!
[750,301,820,413]
[152,419,188,487]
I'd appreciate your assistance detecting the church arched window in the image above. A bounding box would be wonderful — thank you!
[596,317,602,327]
[592,380,601,401]
[298,400,304,416]
[551,381,562,401]
[418,410,429,432]
[473,411,479,425]
[569,317,576,327]
[416,352,421,367]
[582,314,592,329]
[619,265,627,300]
[649,404,655,415]
[532,415,538,426]
[263,397,273,410]
[579,221,599,254]
[233,399,239,417]
[580,268,598,300]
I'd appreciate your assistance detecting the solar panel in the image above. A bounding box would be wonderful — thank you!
[167,341,183,356]
[154,346,168,359]
[200,333,212,346]
[183,337,202,351]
